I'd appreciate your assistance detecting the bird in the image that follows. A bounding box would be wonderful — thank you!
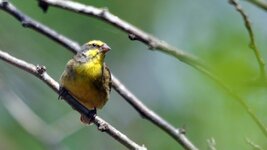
[59,40,112,124]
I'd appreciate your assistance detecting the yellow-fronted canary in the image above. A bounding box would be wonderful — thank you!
[59,40,111,123]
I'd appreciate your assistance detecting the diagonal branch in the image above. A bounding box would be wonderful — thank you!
[246,0,267,11]
[229,0,266,79]
[112,76,192,149]
[35,0,267,139]
[0,1,198,149]
[207,138,216,150]
[39,0,206,70]
[0,49,146,150]
[0,0,80,53]
[245,138,263,150]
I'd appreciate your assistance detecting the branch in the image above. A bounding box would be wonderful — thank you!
[37,0,267,139]
[39,0,206,70]
[0,1,198,149]
[0,49,146,150]
[112,76,195,149]
[207,138,216,150]
[245,138,263,150]
[0,0,80,53]
[229,0,266,79]
[246,0,267,11]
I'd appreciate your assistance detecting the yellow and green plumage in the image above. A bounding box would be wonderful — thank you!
[59,40,111,119]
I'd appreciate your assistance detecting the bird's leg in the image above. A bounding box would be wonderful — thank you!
[58,86,68,100]
[80,107,97,124]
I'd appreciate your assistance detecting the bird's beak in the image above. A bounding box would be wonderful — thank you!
[101,44,111,54]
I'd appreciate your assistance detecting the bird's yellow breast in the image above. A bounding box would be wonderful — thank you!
[76,59,102,80]
[60,59,107,109]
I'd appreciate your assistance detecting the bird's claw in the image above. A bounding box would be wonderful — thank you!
[58,87,68,100]
[80,107,97,124]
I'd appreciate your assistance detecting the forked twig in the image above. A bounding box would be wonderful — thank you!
[246,0,267,11]
[229,0,266,79]
[245,138,263,150]
[207,138,216,150]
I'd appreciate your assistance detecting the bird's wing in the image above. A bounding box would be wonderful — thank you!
[92,63,111,93]
[103,63,112,93]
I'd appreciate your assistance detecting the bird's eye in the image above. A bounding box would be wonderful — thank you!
[92,43,97,47]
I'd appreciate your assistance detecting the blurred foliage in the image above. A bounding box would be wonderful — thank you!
[1,0,267,150]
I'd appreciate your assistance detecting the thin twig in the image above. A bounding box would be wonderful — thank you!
[37,0,267,139]
[192,64,267,138]
[0,0,80,53]
[0,49,146,150]
[246,0,267,11]
[0,1,198,149]
[39,0,205,69]
[245,138,263,150]
[229,0,266,79]
[207,138,216,150]
[112,76,195,149]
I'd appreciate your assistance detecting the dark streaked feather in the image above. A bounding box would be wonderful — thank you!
[103,63,112,93]
[73,52,88,63]
[92,63,111,95]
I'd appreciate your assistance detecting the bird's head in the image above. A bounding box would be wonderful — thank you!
[76,40,111,63]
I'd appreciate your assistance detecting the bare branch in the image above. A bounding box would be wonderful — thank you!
[112,76,196,150]
[245,138,263,150]
[229,0,266,79]
[246,0,267,11]
[0,1,198,149]
[39,0,206,70]
[0,0,80,53]
[207,138,216,150]
[0,50,146,150]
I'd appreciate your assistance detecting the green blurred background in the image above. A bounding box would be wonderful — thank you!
[1,0,267,149]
